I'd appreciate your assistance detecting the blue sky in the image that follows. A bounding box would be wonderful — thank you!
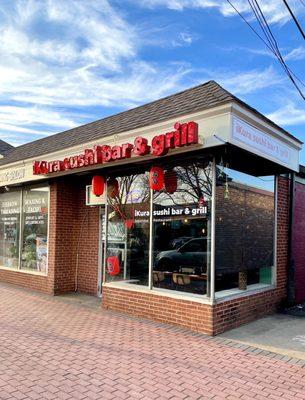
[0,0,305,160]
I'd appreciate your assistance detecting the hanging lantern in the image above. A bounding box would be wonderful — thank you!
[108,178,119,198]
[164,170,177,194]
[92,175,105,197]
[198,197,207,207]
[124,219,134,229]
[149,166,164,191]
[107,256,120,276]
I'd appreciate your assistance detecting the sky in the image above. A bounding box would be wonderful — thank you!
[0,0,305,160]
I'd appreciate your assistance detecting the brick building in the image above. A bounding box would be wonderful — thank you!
[0,81,303,335]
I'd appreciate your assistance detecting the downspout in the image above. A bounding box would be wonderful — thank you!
[287,172,296,306]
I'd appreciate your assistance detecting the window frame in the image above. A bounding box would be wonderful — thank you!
[0,184,50,276]
[102,160,277,302]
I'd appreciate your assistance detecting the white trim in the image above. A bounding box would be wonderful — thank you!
[215,283,275,303]
[0,265,48,276]
[97,207,103,297]
[102,185,108,285]
[0,104,233,172]
[103,281,212,305]
[102,281,275,305]
[210,159,216,303]
[231,102,302,149]
[18,189,23,270]
[148,188,153,290]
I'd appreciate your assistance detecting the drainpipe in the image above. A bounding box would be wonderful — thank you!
[287,172,296,306]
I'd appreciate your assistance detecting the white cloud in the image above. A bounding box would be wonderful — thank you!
[267,103,305,126]
[195,66,282,95]
[0,0,191,145]
[220,67,283,94]
[135,0,303,25]
[285,47,305,61]
[0,105,83,145]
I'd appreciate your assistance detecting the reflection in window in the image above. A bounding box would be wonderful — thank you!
[153,161,212,295]
[215,165,275,294]
[106,173,150,285]
[21,187,49,272]
[0,191,21,268]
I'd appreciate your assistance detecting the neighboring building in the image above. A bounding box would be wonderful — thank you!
[0,80,303,335]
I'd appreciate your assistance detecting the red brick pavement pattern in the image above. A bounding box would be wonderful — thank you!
[0,283,305,400]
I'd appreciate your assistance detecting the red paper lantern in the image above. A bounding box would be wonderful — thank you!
[164,170,177,194]
[149,166,164,191]
[108,178,119,198]
[107,256,120,276]
[92,175,105,197]
[124,219,134,229]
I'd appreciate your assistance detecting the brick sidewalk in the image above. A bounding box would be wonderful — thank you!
[0,283,305,400]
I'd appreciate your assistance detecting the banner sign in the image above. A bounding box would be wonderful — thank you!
[33,121,199,175]
[232,117,293,167]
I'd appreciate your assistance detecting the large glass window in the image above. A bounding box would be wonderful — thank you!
[215,165,275,295]
[152,161,212,295]
[0,191,21,268]
[21,187,49,272]
[105,173,150,285]
[103,158,275,299]
[0,186,49,273]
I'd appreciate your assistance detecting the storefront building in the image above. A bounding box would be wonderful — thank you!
[0,81,303,335]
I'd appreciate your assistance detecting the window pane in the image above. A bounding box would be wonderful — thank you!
[153,161,212,295]
[106,173,149,285]
[21,187,49,273]
[215,166,274,294]
[0,191,21,268]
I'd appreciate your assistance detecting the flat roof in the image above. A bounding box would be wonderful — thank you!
[0,80,301,167]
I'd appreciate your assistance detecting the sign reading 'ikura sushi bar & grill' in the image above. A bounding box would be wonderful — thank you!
[33,121,199,175]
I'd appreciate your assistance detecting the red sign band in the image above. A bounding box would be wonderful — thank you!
[33,121,198,175]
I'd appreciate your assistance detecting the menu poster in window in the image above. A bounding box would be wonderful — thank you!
[36,235,47,272]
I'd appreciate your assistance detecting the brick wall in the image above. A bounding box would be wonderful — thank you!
[51,177,100,295]
[0,177,100,296]
[102,286,214,335]
[292,180,305,303]
[102,175,290,335]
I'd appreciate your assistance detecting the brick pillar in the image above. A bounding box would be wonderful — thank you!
[49,177,100,295]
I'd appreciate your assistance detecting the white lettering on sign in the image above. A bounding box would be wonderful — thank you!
[134,206,207,218]
[232,117,291,166]
[0,168,25,183]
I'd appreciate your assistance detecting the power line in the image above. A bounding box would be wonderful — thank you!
[225,0,305,100]
[248,0,305,94]
[282,0,305,40]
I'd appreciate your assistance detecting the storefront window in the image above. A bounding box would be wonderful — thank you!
[105,173,150,285]
[215,165,275,295]
[0,186,49,273]
[21,187,49,272]
[0,191,21,268]
[152,161,212,295]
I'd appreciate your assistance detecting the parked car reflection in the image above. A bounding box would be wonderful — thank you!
[155,237,207,274]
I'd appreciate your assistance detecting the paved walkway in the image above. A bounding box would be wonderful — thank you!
[220,314,305,361]
[0,283,305,400]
